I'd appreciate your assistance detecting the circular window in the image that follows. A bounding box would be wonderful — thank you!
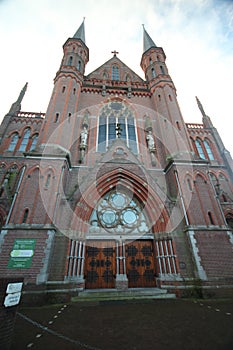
[121,208,138,226]
[100,209,118,226]
[111,193,126,208]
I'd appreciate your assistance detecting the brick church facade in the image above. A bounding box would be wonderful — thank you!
[0,21,233,298]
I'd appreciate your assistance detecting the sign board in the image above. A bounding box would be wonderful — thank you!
[4,292,21,307]
[8,239,36,268]
[6,282,23,294]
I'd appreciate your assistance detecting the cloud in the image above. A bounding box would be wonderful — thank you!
[0,0,232,155]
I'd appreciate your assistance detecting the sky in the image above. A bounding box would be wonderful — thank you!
[0,0,233,155]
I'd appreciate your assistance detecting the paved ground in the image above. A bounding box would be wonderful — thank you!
[11,298,233,350]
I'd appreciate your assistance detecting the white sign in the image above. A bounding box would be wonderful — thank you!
[4,292,21,307]
[6,282,23,294]
[10,249,34,258]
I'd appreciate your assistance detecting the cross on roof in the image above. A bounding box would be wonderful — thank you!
[111,50,119,57]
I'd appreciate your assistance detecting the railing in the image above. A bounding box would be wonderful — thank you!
[16,111,45,119]
[186,123,204,129]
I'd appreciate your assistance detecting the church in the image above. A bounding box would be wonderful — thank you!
[0,20,233,300]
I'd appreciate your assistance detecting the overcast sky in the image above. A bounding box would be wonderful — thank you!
[0,0,232,155]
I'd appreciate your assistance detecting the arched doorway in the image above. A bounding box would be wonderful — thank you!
[84,188,157,289]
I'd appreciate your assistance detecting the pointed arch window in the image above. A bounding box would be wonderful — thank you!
[151,68,156,78]
[68,56,73,65]
[45,173,51,188]
[30,134,38,151]
[97,101,138,153]
[112,65,119,81]
[8,133,19,151]
[195,139,206,159]
[19,129,30,152]
[204,140,214,160]
[160,65,165,74]
[22,208,29,223]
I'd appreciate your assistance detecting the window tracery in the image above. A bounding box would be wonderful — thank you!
[89,189,149,235]
[97,101,137,153]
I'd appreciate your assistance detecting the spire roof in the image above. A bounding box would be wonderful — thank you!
[73,19,86,43]
[143,25,157,53]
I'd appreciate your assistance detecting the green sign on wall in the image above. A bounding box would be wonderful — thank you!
[8,239,36,268]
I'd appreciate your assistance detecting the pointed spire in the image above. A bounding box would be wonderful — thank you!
[17,82,28,104]
[195,96,206,117]
[8,82,28,114]
[196,96,213,128]
[73,18,86,43]
[142,25,157,53]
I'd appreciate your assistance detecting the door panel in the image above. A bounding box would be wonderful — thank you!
[126,240,156,288]
[85,241,116,289]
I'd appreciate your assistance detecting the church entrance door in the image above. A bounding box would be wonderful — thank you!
[125,240,156,288]
[85,241,116,289]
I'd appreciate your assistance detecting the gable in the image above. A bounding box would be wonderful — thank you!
[86,56,144,83]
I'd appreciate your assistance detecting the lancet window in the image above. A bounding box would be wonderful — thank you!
[97,101,138,153]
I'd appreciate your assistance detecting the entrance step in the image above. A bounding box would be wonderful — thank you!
[72,288,176,302]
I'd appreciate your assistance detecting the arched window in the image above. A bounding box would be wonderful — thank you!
[226,214,233,229]
[112,65,119,81]
[204,140,214,160]
[30,134,38,151]
[19,129,30,152]
[77,60,81,70]
[54,113,59,123]
[160,65,165,74]
[195,139,206,159]
[97,101,138,153]
[151,68,156,78]
[187,178,192,191]
[176,121,181,130]
[208,211,215,225]
[45,173,51,188]
[103,72,108,79]
[8,133,19,151]
[68,56,73,65]
[22,208,29,223]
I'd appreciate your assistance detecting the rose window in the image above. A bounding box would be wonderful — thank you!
[90,190,149,234]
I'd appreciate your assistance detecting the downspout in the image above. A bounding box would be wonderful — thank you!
[174,170,190,226]
[5,165,26,225]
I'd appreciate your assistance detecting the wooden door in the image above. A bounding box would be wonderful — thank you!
[85,241,116,289]
[126,240,156,288]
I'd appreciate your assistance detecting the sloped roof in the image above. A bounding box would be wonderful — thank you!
[86,55,144,83]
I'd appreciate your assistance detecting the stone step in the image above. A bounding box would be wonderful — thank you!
[72,288,176,302]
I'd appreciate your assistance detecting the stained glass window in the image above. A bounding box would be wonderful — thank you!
[89,189,148,234]
[97,101,138,153]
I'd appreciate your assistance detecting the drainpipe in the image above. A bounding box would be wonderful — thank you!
[5,165,26,225]
[174,170,190,226]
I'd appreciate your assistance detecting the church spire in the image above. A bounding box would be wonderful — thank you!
[8,82,28,114]
[73,18,86,43]
[142,25,157,53]
[196,96,213,128]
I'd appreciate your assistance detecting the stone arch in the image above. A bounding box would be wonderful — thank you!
[225,211,233,230]
[72,168,170,236]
